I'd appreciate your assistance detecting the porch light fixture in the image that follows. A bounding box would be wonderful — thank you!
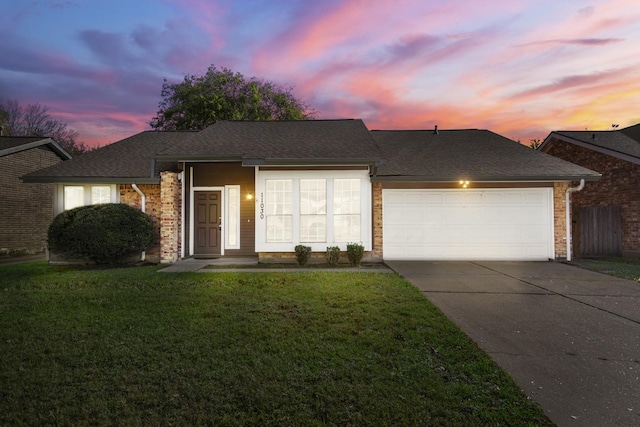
[246,193,254,200]
[459,180,470,188]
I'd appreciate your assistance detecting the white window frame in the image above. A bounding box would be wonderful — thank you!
[56,184,118,214]
[255,170,371,252]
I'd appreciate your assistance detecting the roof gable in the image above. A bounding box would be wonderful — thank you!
[0,136,72,160]
[541,125,640,165]
[156,120,381,164]
[22,131,192,183]
[372,129,600,181]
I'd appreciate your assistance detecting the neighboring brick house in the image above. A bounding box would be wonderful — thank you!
[23,120,599,264]
[0,136,71,257]
[540,123,640,257]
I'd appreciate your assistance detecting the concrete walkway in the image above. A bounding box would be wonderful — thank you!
[0,253,46,265]
[386,260,640,427]
[159,257,393,273]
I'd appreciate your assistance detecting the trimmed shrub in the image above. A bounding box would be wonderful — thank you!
[326,246,340,267]
[294,245,312,266]
[346,242,365,267]
[48,203,155,264]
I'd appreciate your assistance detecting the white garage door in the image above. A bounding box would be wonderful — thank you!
[383,188,554,261]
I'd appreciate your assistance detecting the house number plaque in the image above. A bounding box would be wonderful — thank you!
[259,193,264,219]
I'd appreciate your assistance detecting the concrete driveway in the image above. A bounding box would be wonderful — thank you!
[386,261,640,427]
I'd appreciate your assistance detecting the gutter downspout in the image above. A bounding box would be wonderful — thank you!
[131,183,146,262]
[565,179,585,262]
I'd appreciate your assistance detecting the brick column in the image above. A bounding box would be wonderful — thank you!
[160,172,181,263]
[371,182,383,259]
[553,182,570,259]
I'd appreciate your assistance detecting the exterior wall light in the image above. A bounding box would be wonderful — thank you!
[459,180,470,188]
[246,193,254,200]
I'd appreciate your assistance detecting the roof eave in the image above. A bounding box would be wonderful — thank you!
[242,157,380,166]
[371,175,601,183]
[542,132,640,165]
[20,176,160,184]
[0,138,72,160]
[154,154,244,161]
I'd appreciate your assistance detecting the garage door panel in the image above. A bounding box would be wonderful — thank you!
[383,189,553,261]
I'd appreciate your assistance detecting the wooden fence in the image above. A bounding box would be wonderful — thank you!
[573,206,622,257]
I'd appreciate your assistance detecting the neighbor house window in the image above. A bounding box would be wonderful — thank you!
[300,179,326,242]
[60,184,117,212]
[266,179,293,242]
[333,179,361,242]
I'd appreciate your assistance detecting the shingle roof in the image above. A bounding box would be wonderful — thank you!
[22,131,191,183]
[372,129,600,181]
[156,120,381,164]
[23,121,601,184]
[620,123,640,143]
[547,124,640,161]
[0,136,71,160]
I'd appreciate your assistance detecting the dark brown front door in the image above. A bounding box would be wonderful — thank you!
[194,191,221,256]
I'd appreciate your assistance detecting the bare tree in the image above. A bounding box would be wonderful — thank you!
[528,138,542,149]
[0,100,90,156]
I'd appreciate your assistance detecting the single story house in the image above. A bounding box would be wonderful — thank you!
[1,135,71,256]
[22,119,599,263]
[540,123,640,257]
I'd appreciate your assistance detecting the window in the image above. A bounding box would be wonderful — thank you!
[257,170,371,252]
[333,179,361,242]
[60,184,116,212]
[266,179,293,242]
[64,186,85,210]
[226,186,240,249]
[300,179,326,242]
[91,186,111,204]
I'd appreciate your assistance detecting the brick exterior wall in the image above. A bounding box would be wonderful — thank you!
[0,147,63,256]
[119,183,162,262]
[159,172,181,263]
[371,182,383,258]
[553,182,569,259]
[545,140,640,256]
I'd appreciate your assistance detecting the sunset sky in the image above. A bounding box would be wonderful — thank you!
[2,0,639,148]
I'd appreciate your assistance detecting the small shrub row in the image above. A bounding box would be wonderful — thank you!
[294,243,365,267]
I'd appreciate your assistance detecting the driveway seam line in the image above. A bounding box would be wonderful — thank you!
[471,262,640,326]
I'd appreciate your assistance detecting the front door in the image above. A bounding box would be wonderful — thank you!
[194,191,222,257]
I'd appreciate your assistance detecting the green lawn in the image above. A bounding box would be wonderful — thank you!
[572,257,640,281]
[0,262,552,426]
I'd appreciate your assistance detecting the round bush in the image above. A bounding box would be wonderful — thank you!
[48,203,155,264]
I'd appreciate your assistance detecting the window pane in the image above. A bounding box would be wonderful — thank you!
[266,180,292,242]
[300,179,326,242]
[227,187,238,247]
[266,179,292,214]
[266,215,292,242]
[300,215,326,243]
[300,179,326,214]
[334,179,360,214]
[64,186,85,210]
[91,186,111,204]
[333,179,360,242]
[334,214,361,242]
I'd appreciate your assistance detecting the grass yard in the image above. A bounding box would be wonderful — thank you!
[572,257,640,281]
[0,262,552,426]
